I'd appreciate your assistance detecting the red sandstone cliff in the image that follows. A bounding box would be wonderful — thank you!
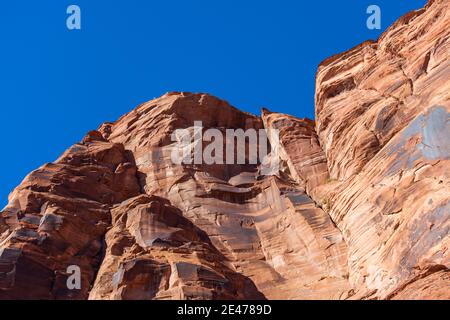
[0,0,448,300]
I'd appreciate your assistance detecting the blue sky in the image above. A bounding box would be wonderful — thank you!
[0,0,427,207]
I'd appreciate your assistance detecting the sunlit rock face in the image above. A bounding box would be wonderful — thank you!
[90,92,350,300]
[314,0,449,299]
[0,0,448,300]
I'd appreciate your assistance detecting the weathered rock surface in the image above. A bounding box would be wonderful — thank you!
[314,0,449,300]
[0,0,448,300]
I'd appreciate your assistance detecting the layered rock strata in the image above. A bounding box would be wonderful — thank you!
[0,0,448,300]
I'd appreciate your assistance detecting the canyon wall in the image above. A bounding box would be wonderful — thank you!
[0,0,448,300]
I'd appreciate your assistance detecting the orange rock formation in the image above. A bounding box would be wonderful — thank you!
[0,0,448,300]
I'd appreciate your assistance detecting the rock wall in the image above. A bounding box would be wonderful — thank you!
[314,0,449,299]
[0,0,448,300]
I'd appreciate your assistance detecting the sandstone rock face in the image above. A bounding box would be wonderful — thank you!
[0,0,448,300]
[0,134,141,299]
[314,0,449,299]
[92,93,350,300]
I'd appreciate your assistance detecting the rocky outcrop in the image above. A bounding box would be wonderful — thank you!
[0,134,141,299]
[314,0,449,299]
[0,0,448,300]
[91,93,350,300]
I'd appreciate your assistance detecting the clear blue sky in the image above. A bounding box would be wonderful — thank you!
[0,0,426,207]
